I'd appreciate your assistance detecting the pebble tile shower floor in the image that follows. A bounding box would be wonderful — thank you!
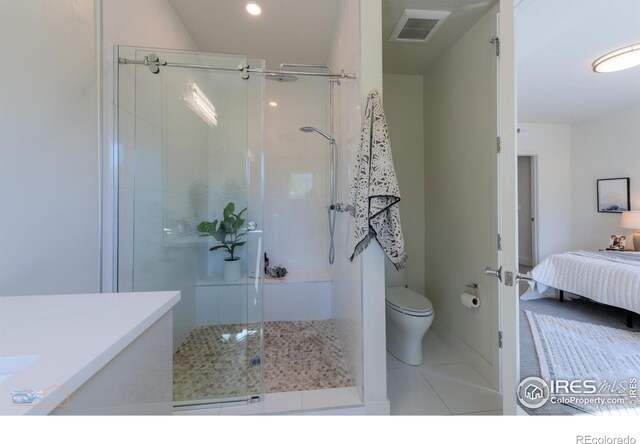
[173,319,353,402]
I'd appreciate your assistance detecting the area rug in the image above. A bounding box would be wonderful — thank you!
[525,310,640,415]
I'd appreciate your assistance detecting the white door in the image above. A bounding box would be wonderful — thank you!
[496,0,520,415]
[421,0,518,413]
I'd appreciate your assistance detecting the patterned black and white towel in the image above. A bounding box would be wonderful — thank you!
[349,90,407,269]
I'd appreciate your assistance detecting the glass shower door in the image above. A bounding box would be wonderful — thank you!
[117,46,264,406]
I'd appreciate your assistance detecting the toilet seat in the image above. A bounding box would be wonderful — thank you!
[385,287,433,317]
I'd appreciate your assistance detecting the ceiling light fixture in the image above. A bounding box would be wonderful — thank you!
[246,2,262,16]
[269,101,278,107]
[592,43,640,73]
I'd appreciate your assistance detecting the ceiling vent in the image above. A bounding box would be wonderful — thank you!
[389,10,450,43]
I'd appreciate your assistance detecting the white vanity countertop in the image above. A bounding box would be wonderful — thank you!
[0,291,180,415]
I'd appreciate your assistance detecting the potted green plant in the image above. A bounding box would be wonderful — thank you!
[197,202,247,281]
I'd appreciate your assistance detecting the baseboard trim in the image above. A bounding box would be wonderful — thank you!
[431,321,495,389]
[519,257,533,267]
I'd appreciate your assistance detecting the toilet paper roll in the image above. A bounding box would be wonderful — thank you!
[461,291,480,309]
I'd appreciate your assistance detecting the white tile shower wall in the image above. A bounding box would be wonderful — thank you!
[195,280,331,325]
[204,57,257,275]
[327,0,363,397]
[263,281,331,322]
[264,76,330,273]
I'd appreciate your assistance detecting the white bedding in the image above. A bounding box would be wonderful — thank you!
[531,250,640,315]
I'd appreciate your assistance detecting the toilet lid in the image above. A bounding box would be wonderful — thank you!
[385,287,433,315]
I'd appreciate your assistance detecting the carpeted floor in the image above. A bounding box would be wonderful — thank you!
[519,292,640,415]
[173,319,353,403]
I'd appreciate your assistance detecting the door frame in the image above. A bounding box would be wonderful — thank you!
[530,155,539,266]
[497,0,520,415]
[517,154,539,268]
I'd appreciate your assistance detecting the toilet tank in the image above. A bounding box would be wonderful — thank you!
[384,259,406,287]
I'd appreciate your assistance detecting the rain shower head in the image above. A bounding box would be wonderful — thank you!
[299,126,335,144]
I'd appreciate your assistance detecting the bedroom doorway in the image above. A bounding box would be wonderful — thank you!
[517,155,537,271]
[515,0,640,417]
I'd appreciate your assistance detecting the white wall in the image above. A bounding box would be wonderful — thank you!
[517,123,572,261]
[517,156,533,266]
[0,0,100,296]
[357,0,390,414]
[327,0,364,401]
[423,6,499,386]
[264,77,330,273]
[382,74,425,294]
[571,106,640,251]
[0,0,201,298]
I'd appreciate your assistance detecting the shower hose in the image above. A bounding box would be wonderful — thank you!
[328,207,336,265]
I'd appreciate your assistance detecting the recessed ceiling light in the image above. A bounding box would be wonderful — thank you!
[246,2,262,16]
[592,43,640,73]
[269,101,278,107]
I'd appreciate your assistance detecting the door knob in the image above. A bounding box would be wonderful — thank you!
[247,221,257,231]
[484,266,502,283]
[515,272,534,283]
[504,270,534,286]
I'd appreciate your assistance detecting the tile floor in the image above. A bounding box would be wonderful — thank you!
[386,330,503,415]
[173,319,353,403]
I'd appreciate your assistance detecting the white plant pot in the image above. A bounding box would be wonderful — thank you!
[223,258,242,282]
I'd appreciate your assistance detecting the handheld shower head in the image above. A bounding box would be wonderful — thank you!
[299,126,335,144]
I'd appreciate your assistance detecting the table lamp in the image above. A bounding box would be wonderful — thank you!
[621,211,640,251]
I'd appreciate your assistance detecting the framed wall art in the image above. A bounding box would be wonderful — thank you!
[597,177,630,213]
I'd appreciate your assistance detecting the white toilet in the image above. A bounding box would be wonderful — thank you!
[385,261,434,366]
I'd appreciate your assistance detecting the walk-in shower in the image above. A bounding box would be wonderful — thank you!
[116,46,356,409]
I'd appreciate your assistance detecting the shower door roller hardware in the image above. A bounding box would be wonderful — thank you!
[239,64,250,80]
[246,221,257,231]
[484,265,502,283]
[146,53,165,74]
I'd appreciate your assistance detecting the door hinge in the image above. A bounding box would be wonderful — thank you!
[497,136,502,153]
[498,331,504,348]
[497,233,502,251]
[490,37,500,57]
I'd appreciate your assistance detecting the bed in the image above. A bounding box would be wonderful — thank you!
[530,250,640,327]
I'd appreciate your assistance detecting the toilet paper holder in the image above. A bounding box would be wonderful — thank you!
[462,283,480,309]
